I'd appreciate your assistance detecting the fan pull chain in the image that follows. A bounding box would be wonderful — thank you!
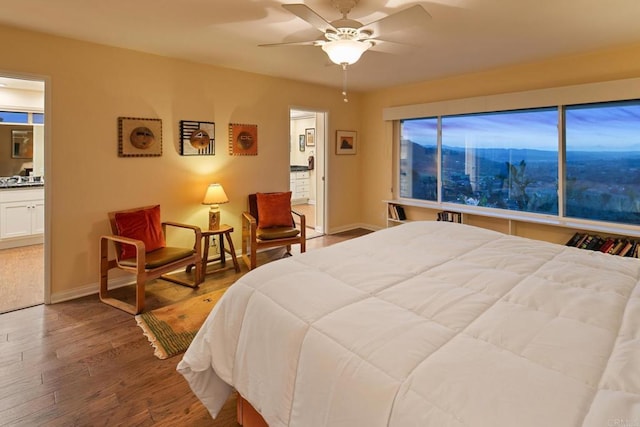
[341,63,349,103]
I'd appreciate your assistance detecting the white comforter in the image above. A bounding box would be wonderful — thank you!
[177,221,640,426]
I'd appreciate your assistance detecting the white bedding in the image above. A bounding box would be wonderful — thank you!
[177,221,640,426]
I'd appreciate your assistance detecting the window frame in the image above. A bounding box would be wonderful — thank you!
[387,77,640,237]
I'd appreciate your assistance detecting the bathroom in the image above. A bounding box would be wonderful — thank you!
[0,77,45,313]
[289,108,326,239]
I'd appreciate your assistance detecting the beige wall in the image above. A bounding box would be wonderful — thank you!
[0,24,363,301]
[5,21,640,303]
[360,42,640,229]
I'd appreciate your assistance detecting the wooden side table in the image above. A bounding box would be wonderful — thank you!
[188,224,240,282]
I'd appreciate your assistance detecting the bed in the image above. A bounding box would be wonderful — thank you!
[177,221,640,426]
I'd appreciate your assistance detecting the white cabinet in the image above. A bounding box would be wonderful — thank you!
[0,188,45,240]
[290,171,310,201]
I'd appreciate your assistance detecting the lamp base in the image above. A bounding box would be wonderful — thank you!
[209,209,221,230]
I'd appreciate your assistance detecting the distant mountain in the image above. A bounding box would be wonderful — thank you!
[405,140,640,164]
[443,146,556,163]
[566,150,640,162]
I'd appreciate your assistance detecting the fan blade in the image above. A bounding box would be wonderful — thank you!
[368,39,415,55]
[361,5,431,37]
[283,3,337,33]
[259,39,320,47]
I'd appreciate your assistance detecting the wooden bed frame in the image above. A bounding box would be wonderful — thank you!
[237,394,268,427]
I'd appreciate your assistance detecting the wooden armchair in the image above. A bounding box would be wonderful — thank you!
[241,192,306,270]
[99,205,202,314]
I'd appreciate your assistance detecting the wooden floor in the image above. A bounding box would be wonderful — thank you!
[0,229,371,426]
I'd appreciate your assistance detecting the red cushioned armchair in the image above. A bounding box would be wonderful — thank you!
[99,205,202,314]
[241,192,306,270]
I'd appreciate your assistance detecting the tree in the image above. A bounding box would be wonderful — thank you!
[507,160,532,210]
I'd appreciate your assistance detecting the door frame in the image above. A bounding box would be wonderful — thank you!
[0,71,51,305]
[289,106,328,235]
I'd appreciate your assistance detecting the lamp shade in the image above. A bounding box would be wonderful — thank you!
[202,183,229,205]
[321,39,371,65]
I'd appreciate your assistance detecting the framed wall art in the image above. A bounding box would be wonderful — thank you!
[299,135,305,152]
[180,120,215,156]
[118,117,162,157]
[305,128,315,146]
[336,130,357,155]
[11,129,33,159]
[228,123,258,156]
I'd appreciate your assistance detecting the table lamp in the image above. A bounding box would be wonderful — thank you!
[202,183,229,230]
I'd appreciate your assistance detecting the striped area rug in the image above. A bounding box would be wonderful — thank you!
[135,287,228,359]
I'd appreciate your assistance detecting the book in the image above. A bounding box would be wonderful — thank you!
[395,205,406,221]
[599,238,615,253]
[574,233,590,248]
[437,211,462,223]
[628,241,638,257]
[388,204,398,220]
[608,240,625,255]
[566,232,584,247]
[585,236,602,250]
[579,235,594,249]
[618,240,633,257]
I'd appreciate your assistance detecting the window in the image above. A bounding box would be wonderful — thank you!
[565,100,640,225]
[397,99,640,227]
[441,108,558,214]
[399,118,438,201]
[32,113,44,124]
[0,111,28,123]
[0,111,44,124]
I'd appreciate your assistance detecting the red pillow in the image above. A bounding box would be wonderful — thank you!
[256,192,293,228]
[114,205,165,259]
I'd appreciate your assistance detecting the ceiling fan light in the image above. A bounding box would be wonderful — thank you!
[321,39,371,65]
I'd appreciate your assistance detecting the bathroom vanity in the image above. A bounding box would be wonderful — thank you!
[0,184,44,249]
[290,165,310,204]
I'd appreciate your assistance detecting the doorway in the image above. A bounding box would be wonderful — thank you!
[290,108,327,239]
[0,75,46,314]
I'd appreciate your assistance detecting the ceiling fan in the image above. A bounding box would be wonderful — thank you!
[261,0,432,67]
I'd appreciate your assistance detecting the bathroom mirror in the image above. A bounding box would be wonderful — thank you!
[11,129,33,159]
[0,125,38,176]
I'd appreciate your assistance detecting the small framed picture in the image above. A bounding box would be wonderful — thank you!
[229,123,258,155]
[180,120,215,156]
[336,130,356,155]
[305,128,315,146]
[118,117,162,157]
[299,135,305,151]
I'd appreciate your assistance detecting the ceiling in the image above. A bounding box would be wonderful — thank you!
[1,0,640,92]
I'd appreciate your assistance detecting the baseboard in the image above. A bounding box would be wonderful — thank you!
[49,229,381,304]
[49,255,239,304]
[50,275,133,304]
[0,235,43,250]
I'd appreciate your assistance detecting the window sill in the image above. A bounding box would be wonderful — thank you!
[384,199,640,238]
